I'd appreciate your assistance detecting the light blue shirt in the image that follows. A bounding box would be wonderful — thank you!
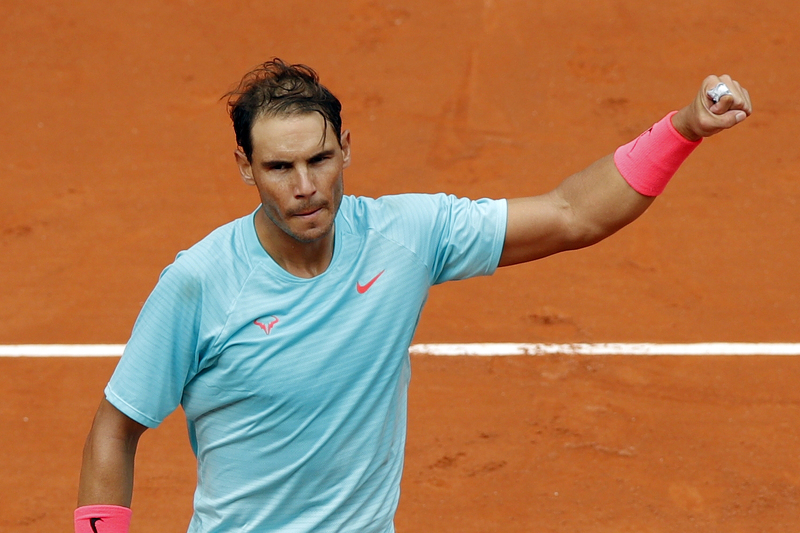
[106,193,507,532]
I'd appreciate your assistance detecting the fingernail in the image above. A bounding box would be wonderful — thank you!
[735,111,746,123]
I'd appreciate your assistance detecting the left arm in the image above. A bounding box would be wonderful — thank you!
[498,74,752,267]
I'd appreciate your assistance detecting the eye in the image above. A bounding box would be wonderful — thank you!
[267,162,291,171]
[310,153,332,165]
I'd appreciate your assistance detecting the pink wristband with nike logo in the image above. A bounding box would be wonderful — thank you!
[75,505,132,533]
[614,111,702,196]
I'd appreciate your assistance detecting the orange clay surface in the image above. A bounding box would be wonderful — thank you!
[2,1,799,531]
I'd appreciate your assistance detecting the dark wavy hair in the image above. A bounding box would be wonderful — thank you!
[226,58,343,161]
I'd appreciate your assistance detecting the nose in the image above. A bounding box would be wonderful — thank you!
[293,166,316,198]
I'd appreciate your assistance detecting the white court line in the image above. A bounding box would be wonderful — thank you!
[0,345,126,357]
[410,343,800,356]
[0,343,799,357]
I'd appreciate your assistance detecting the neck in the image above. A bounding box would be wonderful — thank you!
[253,208,335,278]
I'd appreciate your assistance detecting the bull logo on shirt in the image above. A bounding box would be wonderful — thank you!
[254,316,279,335]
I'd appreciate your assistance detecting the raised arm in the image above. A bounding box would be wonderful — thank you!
[499,74,752,267]
[75,398,148,531]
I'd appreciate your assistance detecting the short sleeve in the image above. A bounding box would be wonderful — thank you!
[427,195,508,284]
[361,194,507,285]
[105,258,204,428]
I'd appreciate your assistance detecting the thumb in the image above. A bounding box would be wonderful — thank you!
[723,109,748,127]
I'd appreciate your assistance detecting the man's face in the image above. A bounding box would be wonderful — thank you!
[236,113,350,246]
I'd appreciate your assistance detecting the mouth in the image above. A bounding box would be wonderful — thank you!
[292,205,324,218]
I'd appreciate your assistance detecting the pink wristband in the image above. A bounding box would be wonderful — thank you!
[613,111,702,196]
[75,505,132,533]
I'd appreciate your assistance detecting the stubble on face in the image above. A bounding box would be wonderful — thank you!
[258,173,343,244]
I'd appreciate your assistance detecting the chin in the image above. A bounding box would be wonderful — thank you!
[290,221,335,244]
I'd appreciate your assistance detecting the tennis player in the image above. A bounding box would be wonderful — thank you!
[75,59,751,533]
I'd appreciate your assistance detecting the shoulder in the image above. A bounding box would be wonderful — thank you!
[336,193,504,263]
[338,193,505,233]
[337,193,453,231]
[157,213,257,295]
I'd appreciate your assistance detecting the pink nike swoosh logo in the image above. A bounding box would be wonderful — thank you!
[356,270,385,294]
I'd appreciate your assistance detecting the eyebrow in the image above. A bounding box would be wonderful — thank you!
[309,149,336,160]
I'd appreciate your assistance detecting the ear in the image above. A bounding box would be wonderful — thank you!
[340,130,352,169]
[234,148,256,186]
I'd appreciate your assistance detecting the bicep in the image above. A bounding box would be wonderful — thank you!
[499,192,577,267]
[90,398,148,443]
[78,399,148,506]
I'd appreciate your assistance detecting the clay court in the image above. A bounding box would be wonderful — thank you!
[2,0,799,531]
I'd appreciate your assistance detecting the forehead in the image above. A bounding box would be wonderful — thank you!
[249,112,338,160]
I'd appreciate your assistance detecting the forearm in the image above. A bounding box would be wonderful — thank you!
[78,430,137,506]
[552,154,655,247]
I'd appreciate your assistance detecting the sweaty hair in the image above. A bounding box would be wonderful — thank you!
[226,58,343,161]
